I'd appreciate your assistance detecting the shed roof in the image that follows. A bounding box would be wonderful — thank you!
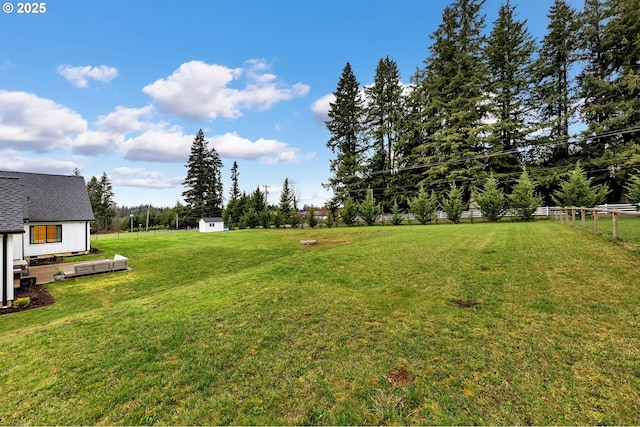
[0,177,26,233]
[201,217,224,223]
[0,171,95,222]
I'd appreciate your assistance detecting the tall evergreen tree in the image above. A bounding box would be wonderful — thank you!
[485,1,537,186]
[87,172,116,231]
[584,0,640,201]
[230,161,240,200]
[414,0,489,199]
[182,129,224,225]
[325,62,366,206]
[364,56,405,210]
[533,0,580,166]
[279,177,293,224]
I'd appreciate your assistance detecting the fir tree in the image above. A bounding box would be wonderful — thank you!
[306,207,318,228]
[474,175,507,222]
[441,184,465,223]
[415,0,489,198]
[325,62,366,206]
[182,129,224,225]
[390,201,404,225]
[279,178,293,225]
[509,169,543,221]
[625,172,640,205]
[552,163,609,207]
[87,172,116,231]
[409,186,438,225]
[340,197,358,227]
[358,191,381,226]
[230,161,240,200]
[533,0,580,165]
[364,56,405,210]
[485,1,537,185]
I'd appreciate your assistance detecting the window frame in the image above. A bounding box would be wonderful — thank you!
[30,224,62,244]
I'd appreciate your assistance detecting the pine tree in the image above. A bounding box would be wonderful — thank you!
[474,175,507,222]
[509,169,543,221]
[415,0,489,199]
[485,1,537,185]
[182,129,224,225]
[625,172,640,205]
[279,178,293,224]
[340,197,358,226]
[306,207,318,228]
[364,56,405,210]
[580,0,640,201]
[409,187,438,225]
[441,184,465,223]
[358,191,381,226]
[230,161,240,200]
[533,0,580,166]
[390,201,404,225]
[87,172,116,231]
[325,62,366,206]
[552,163,609,207]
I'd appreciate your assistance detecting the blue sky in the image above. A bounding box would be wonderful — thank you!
[0,0,581,208]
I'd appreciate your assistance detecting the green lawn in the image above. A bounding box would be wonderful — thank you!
[1,222,640,425]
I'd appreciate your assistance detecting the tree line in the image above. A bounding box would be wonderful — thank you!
[325,0,640,212]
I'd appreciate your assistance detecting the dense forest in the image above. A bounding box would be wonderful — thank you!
[324,0,640,211]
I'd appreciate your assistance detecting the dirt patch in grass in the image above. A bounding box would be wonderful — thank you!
[451,298,482,309]
[386,366,414,386]
[0,284,55,315]
[300,240,349,249]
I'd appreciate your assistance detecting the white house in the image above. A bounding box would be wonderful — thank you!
[0,171,94,258]
[0,176,24,308]
[199,217,224,233]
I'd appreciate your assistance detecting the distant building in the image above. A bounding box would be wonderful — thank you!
[199,217,224,233]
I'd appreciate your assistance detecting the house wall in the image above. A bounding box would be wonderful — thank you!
[14,221,91,259]
[199,220,224,233]
[1,234,14,307]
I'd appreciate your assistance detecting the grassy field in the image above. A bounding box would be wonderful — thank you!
[1,222,640,425]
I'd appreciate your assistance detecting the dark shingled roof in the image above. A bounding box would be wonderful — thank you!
[0,171,95,222]
[0,177,25,233]
[202,217,224,223]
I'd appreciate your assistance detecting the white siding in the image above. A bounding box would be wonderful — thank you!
[2,234,14,306]
[20,221,90,258]
[199,219,224,233]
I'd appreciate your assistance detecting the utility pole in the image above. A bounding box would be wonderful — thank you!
[263,185,269,207]
[146,205,150,232]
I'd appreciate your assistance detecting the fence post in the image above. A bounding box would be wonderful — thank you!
[612,210,618,239]
[564,207,569,224]
[571,207,576,226]
[581,207,586,229]
[594,209,599,234]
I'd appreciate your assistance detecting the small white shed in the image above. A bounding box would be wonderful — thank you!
[199,217,224,233]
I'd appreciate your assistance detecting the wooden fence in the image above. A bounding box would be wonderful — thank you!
[550,204,640,239]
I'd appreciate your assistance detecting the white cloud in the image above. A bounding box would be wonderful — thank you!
[58,65,118,88]
[71,130,124,155]
[142,59,310,120]
[111,166,183,189]
[95,105,153,134]
[0,90,87,152]
[0,148,82,174]
[211,132,315,164]
[120,127,193,162]
[311,93,334,125]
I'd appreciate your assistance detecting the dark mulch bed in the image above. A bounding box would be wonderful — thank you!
[0,284,55,315]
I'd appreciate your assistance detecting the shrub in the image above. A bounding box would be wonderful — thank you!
[359,192,381,226]
[509,169,543,221]
[14,297,31,309]
[340,198,358,226]
[409,187,437,225]
[474,175,507,222]
[390,201,404,225]
[441,184,465,223]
